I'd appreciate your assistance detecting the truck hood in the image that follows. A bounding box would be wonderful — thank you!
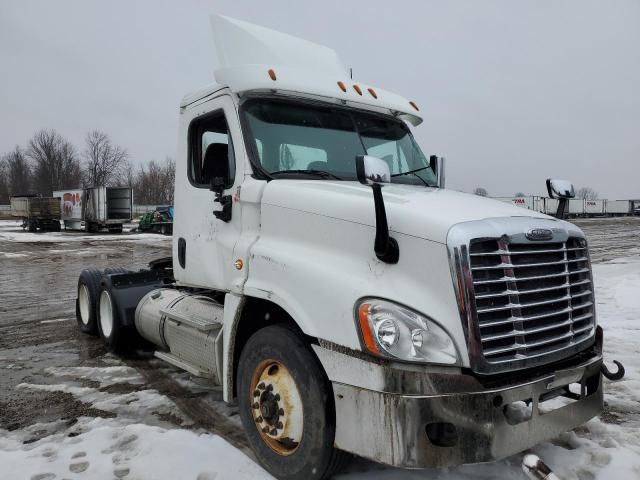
[261,180,552,244]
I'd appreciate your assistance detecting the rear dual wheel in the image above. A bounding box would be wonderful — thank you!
[75,267,129,337]
[238,325,347,480]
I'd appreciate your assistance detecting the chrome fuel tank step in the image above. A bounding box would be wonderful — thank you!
[135,288,224,383]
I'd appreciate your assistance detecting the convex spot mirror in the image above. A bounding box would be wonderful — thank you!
[356,155,391,185]
[546,179,575,199]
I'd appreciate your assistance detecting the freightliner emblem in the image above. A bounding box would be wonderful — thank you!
[526,228,554,241]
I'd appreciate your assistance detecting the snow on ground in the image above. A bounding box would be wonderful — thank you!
[1,221,639,479]
[0,220,169,246]
[0,417,269,480]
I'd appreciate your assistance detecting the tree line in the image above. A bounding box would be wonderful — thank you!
[0,129,174,205]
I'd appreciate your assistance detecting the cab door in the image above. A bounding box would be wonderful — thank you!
[173,94,245,291]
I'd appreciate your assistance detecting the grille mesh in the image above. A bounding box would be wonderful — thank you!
[469,237,595,364]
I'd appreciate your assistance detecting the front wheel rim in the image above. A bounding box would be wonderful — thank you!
[250,360,304,456]
[78,284,91,325]
[99,290,114,338]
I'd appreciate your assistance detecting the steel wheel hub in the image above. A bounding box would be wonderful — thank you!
[250,360,303,456]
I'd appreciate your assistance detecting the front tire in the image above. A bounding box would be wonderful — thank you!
[237,325,347,480]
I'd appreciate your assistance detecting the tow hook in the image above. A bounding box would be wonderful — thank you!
[522,454,559,480]
[601,360,625,381]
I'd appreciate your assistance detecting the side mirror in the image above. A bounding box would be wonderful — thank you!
[354,155,399,264]
[546,179,575,199]
[432,155,446,189]
[355,155,391,185]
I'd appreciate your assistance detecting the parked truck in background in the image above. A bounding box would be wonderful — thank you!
[10,195,61,232]
[53,189,84,230]
[138,206,173,235]
[73,16,625,480]
[54,186,133,233]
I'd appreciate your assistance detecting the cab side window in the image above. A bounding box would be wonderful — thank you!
[189,111,236,189]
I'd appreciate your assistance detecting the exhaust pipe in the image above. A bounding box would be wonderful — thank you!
[522,454,560,480]
[601,360,625,381]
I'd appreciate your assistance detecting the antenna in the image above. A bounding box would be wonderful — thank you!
[350,67,353,79]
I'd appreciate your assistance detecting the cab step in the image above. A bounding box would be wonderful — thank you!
[154,351,214,379]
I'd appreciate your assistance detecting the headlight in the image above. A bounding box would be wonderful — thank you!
[356,298,459,365]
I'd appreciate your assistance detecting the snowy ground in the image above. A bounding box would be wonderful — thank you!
[1,218,639,479]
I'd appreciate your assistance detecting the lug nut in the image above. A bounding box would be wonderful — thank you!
[255,416,263,423]
[258,382,265,390]
[274,394,280,401]
[278,408,284,416]
[252,402,259,409]
[276,422,283,429]
[266,384,273,392]
[253,390,260,397]
[270,428,278,436]
[262,427,269,433]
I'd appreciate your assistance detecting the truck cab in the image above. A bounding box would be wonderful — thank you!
[75,15,619,480]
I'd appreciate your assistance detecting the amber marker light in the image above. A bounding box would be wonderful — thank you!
[358,303,379,355]
[234,259,244,270]
[409,101,419,111]
[337,81,347,92]
[353,84,363,95]
[367,88,377,99]
[268,68,277,81]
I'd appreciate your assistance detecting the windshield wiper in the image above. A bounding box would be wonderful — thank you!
[269,169,344,180]
[391,166,432,187]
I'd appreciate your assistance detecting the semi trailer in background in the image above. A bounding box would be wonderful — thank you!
[53,186,133,233]
[496,196,639,217]
[10,195,61,232]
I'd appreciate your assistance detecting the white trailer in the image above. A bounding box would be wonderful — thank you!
[606,200,631,216]
[53,189,84,229]
[584,199,605,216]
[568,199,584,216]
[83,186,133,233]
[494,196,544,212]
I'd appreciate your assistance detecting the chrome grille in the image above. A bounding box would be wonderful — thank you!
[468,237,595,365]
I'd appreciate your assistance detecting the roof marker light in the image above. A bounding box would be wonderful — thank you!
[268,69,277,81]
[409,101,419,111]
[367,88,377,99]
[353,84,363,95]
[337,81,347,92]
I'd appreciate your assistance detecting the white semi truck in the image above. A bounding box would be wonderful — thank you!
[74,16,625,479]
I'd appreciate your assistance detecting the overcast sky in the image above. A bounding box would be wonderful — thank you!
[1,0,638,198]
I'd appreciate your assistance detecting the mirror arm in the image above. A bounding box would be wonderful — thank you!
[371,183,399,264]
[556,198,568,220]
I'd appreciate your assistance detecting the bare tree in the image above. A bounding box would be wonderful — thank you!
[26,129,82,195]
[0,157,9,204]
[514,192,525,197]
[473,187,488,197]
[132,157,175,205]
[82,130,129,186]
[576,187,598,200]
[3,146,31,196]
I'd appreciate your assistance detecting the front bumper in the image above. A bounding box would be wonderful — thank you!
[329,354,603,468]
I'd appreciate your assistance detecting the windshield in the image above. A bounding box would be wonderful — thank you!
[242,99,437,186]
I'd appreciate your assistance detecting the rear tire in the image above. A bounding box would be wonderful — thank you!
[237,325,348,480]
[76,268,130,336]
[96,283,130,353]
[76,269,103,335]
